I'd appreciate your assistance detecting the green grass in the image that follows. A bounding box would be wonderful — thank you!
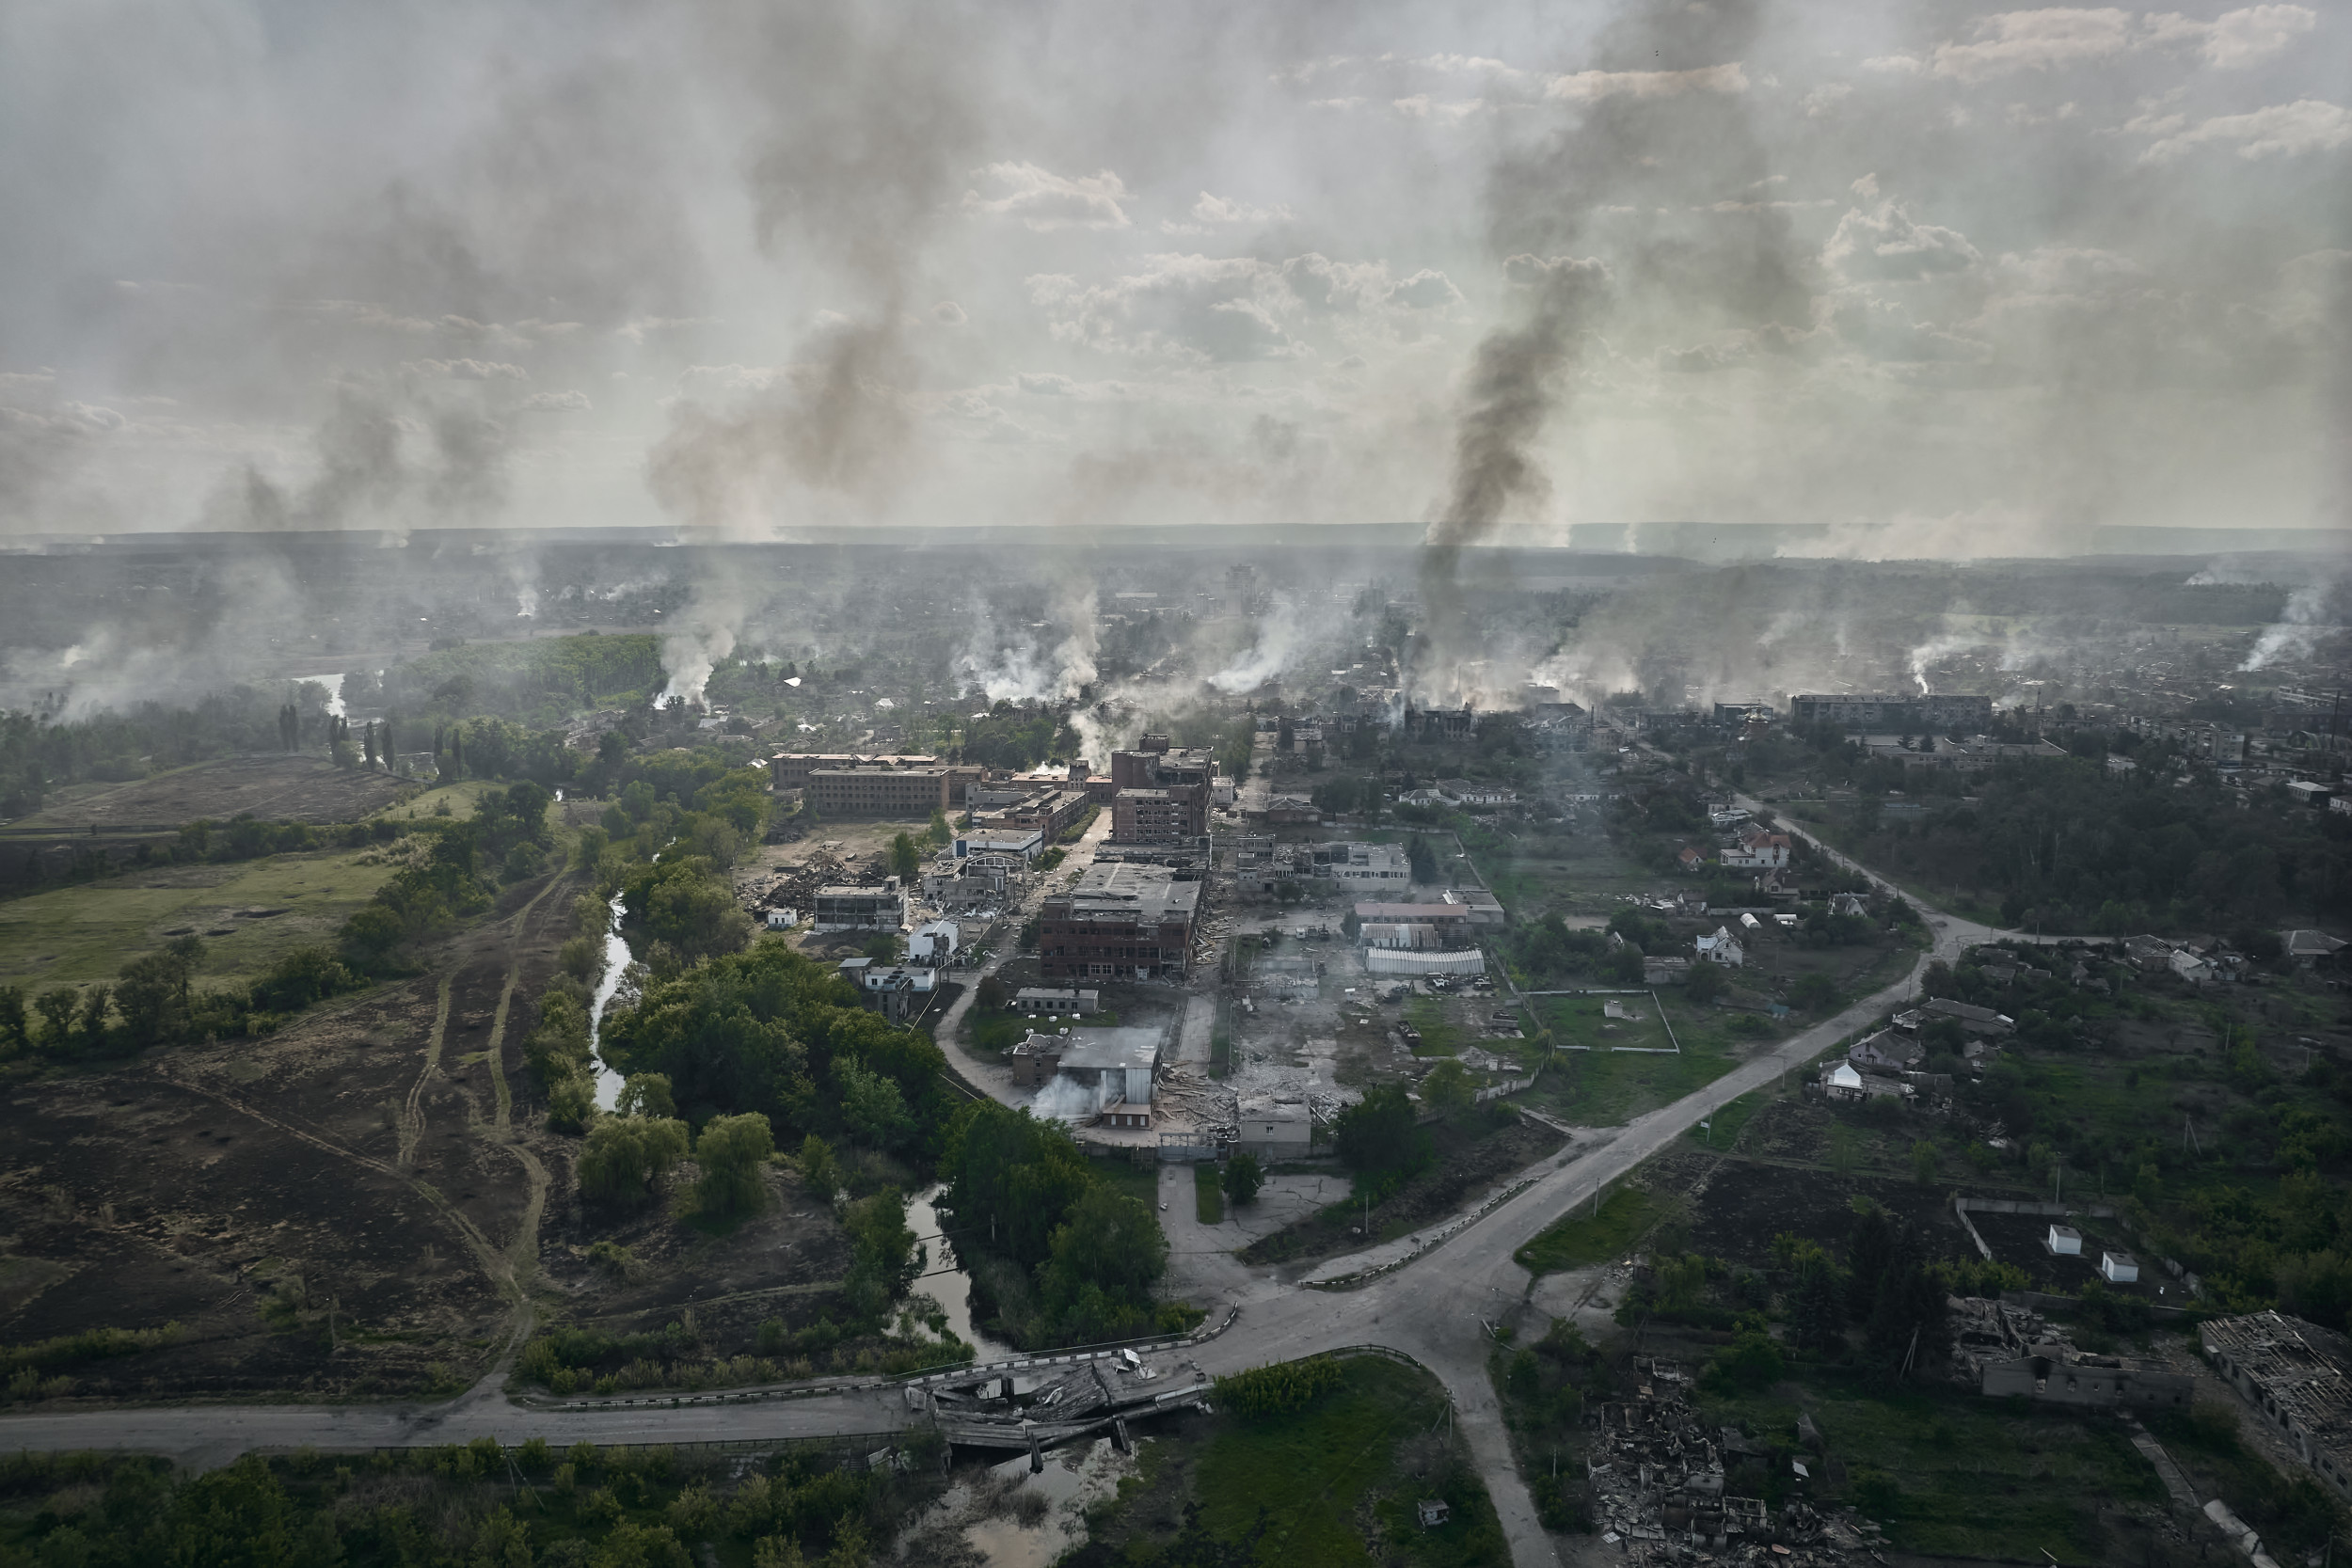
[1514,1186,1663,1275]
[1692,1088,1771,1149]
[0,847,397,991]
[1696,1370,2164,1563]
[1404,997,1467,1056]
[1522,1003,1744,1127]
[1086,1355,1508,1567]
[1196,1164,1225,1225]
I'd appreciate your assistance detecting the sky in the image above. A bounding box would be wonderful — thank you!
[1,0,2346,552]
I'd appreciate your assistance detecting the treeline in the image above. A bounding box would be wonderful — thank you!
[1833,755,2349,928]
[337,783,557,971]
[1213,1354,1344,1418]
[0,1437,925,1568]
[384,633,666,725]
[0,685,338,815]
[935,1101,1193,1348]
[0,939,366,1062]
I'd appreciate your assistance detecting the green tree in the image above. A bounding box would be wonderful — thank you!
[890,831,920,882]
[841,1186,922,1323]
[1222,1152,1264,1207]
[1406,835,1438,884]
[0,984,26,1055]
[1039,1184,1169,1326]
[1683,962,1727,1004]
[2133,1161,2163,1211]
[165,1455,297,1568]
[115,937,203,1049]
[75,983,113,1052]
[617,1072,675,1119]
[694,1112,776,1214]
[1332,1085,1432,1190]
[927,808,952,847]
[1789,972,1841,1011]
[1788,1251,1846,1354]
[795,1134,840,1200]
[1420,1058,1475,1117]
[577,1116,691,1204]
[1910,1139,1940,1186]
[836,1056,913,1148]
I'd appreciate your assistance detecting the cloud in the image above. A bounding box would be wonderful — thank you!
[1195,193,1288,226]
[1391,94,1483,123]
[518,389,591,412]
[2141,99,2352,161]
[1925,6,2319,81]
[403,358,529,380]
[931,300,968,325]
[2144,5,2318,69]
[1545,63,1749,102]
[1030,251,1457,361]
[1801,83,1854,118]
[614,316,718,344]
[1823,200,1984,280]
[962,162,1132,230]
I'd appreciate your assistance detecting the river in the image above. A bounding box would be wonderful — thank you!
[584,890,633,1110]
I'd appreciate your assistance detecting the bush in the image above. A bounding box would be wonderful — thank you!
[695,1113,775,1214]
[1214,1355,1345,1419]
[1222,1152,1264,1207]
[578,1117,690,1204]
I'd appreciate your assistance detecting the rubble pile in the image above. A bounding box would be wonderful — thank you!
[749,847,877,914]
[1586,1356,1885,1565]
[912,1351,1208,1456]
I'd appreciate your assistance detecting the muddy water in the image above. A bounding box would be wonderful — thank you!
[898,1437,1139,1568]
[907,1184,1019,1364]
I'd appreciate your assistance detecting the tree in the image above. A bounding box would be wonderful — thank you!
[1332,1085,1432,1189]
[616,1072,675,1119]
[1683,962,1727,1004]
[1039,1184,1169,1323]
[975,974,1009,1012]
[1910,1139,1940,1186]
[577,1116,691,1204]
[1846,1203,1895,1322]
[1222,1152,1264,1207]
[890,831,920,882]
[75,984,113,1052]
[694,1112,776,1214]
[1788,1251,1846,1354]
[927,808,952,847]
[795,1134,840,1200]
[1406,835,1438,884]
[841,1186,922,1323]
[1420,1058,1475,1117]
[116,941,203,1048]
[0,984,25,1056]
[1790,973,1841,1011]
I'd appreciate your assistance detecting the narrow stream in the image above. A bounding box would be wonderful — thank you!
[908,1184,1021,1364]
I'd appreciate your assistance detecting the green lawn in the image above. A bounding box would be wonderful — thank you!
[0,847,397,991]
[1696,1370,2164,1563]
[1195,1164,1225,1225]
[1514,1186,1663,1275]
[1404,997,1469,1056]
[1084,1355,1508,1567]
[1522,999,1746,1127]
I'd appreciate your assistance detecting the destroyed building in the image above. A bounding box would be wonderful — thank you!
[812,880,906,932]
[1039,861,1201,981]
[1948,1296,2191,1410]
[2201,1311,2352,1499]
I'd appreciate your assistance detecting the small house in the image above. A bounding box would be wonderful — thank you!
[2101,1250,2139,1284]
[1695,927,1745,968]
[1416,1499,1451,1529]
[763,907,799,930]
[908,919,961,965]
[1825,1062,1865,1101]
[1234,1097,1311,1159]
[1014,987,1100,1017]
[2047,1225,2082,1256]
[1009,1032,1067,1087]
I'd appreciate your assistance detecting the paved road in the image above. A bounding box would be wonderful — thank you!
[2,798,2003,1568]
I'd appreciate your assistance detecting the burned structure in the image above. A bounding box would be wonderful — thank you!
[1038,861,1201,981]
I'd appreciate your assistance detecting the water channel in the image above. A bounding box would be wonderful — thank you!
[584,889,634,1110]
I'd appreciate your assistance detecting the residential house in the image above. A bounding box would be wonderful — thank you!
[2286,929,2347,969]
[1722,831,1791,870]
[2201,1312,2352,1499]
[1849,1030,1920,1073]
[907,919,961,965]
[1645,956,1692,986]
[1438,779,1518,807]
[1695,926,1745,967]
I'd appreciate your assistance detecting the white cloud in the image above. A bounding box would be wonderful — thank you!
[1545,63,1748,101]
[614,316,718,344]
[518,389,591,412]
[1862,54,1926,74]
[1190,192,1295,225]
[1029,251,1460,361]
[403,358,528,380]
[2144,5,2318,69]
[932,301,969,325]
[962,162,1132,230]
[2141,99,2352,161]
[1801,83,1854,118]
[1931,8,2137,82]
[1823,200,1984,280]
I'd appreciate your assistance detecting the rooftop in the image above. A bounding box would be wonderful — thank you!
[1055,1026,1165,1072]
[1048,861,1203,922]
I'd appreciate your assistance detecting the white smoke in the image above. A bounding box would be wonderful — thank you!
[1029,1073,1102,1124]
[659,578,744,704]
[953,578,1101,705]
[1778,505,2085,562]
[2240,581,2335,671]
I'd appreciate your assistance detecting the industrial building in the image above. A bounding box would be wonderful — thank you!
[1039,861,1202,981]
[1051,1027,1163,1127]
[2201,1311,2352,1499]
[1788,693,1994,733]
[1104,736,1216,845]
[1015,987,1100,1016]
[771,752,984,811]
[969,784,1092,841]
[812,881,907,931]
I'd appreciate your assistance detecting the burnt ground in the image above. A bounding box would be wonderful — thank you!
[0,870,580,1402]
[1654,1148,1974,1271]
[1965,1210,2158,1297]
[1240,1109,1565,1269]
[16,754,411,830]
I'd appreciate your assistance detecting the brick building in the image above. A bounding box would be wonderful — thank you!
[1788,693,1994,733]
[1039,862,1201,981]
[1105,742,1216,845]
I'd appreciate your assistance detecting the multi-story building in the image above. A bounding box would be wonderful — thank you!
[971,787,1092,841]
[1788,693,1994,734]
[1039,862,1202,981]
[1111,788,1193,845]
[812,881,906,932]
[771,752,982,809]
[1106,744,1216,844]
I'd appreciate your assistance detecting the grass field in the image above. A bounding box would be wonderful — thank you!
[1082,1355,1508,1567]
[1696,1370,2163,1563]
[1522,996,1746,1127]
[0,847,397,991]
[1404,996,1470,1055]
[1196,1164,1224,1225]
[1514,1186,1665,1274]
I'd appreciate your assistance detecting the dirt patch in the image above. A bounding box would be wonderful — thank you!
[1663,1149,1972,1269]
[1239,1109,1565,1267]
[16,755,410,831]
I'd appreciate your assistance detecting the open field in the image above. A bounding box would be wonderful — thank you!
[0,847,398,990]
[8,755,410,831]
[1071,1354,1509,1566]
